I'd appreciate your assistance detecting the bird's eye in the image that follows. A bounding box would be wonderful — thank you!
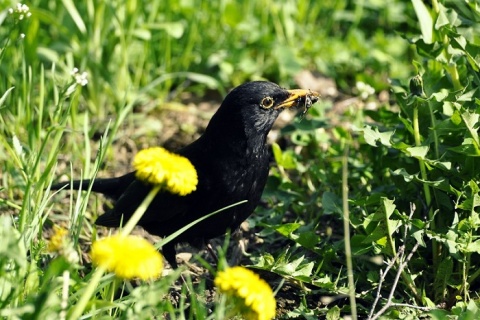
[260,97,274,109]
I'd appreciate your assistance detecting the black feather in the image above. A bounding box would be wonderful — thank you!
[51,81,319,267]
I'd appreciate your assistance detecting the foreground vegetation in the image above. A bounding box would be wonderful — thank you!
[1,0,480,318]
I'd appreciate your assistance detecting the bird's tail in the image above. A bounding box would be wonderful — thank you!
[50,172,135,200]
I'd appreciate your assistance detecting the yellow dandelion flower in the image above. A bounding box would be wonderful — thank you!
[91,234,163,280]
[132,147,198,196]
[215,266,276,320]
[48,225,69,253]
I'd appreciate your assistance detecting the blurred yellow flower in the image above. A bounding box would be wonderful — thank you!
[48,225,69,253]
[47,225,80,263]
[133,147,198,196]
[91,234,163,280]
[215,266,276,320]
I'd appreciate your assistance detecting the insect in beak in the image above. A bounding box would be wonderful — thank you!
[299,90,319,118]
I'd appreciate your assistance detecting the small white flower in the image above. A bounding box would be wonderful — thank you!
[71,68,88,86]
[76,72,88,86]
[17,3,30,13]
[356,81,375,100]
[9,3,31,20]
[65,247,80,264]
[20,33,25,39]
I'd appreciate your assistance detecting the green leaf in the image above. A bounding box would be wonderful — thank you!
[61,0,86,33]
[411,219,426,229]
[255,254,275,268]
[412,0,433,44]
[181,72,219,88]
[412,229,426,247]
[391,168,416,182]
[0,87,15,108]
[459,110,480,148]
[433,257,453,301]
[435,5,451,29]
[392,141,413,152]
[449,138,480,156]
[326,305,341,320]
[457,88,478,102]
[271,142,297,169]
[148,22,185,38]
[361,125,394,147]
[350,234,373,255]
[274,255,305,275]
[382,197,396,219]
[296,231,321,250]
[413,40,444,59]
[363,212,381,231]
[458,194,480,211]
[223,2,243,27]
[363,222,386,242]
[363,220,399,244]
[274,223,301,237]
[445,230,459,255]
[425,159,452,171]
[292,261,314,278]
[132,28,151,41]
[469,180,479,194]
[322,192,342,215]
[431,89,450,102]
[312,275,335,290]
[450,110,462,125]
[405,145,429,159]
[272,142,283,166]
[466,240,480,254]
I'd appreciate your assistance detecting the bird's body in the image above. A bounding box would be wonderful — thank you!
[52,81,319,267]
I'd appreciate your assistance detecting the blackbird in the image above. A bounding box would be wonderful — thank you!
[51,81,319,267]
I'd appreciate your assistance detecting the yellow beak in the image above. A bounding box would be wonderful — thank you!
[276,89,320,109]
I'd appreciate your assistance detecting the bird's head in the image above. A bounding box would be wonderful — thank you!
[206,81,320,138]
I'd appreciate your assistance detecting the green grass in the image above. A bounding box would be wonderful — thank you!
[2,0,480,319]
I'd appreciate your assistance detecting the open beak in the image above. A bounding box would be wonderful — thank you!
[276,89,320,109]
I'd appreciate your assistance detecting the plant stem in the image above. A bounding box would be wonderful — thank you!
[342,139,357,320]
[427,102,440,160]
[383,199,421,302]
[121,185,161,236]
[68,266,106,320]
[156,200,247,248]
[412,104,438,268]
[445,63,462,91]
[68,186,160,319]
[432,0,439,13]
[383,199,397,257]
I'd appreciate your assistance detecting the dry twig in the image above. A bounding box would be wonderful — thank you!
[368,203,426,319]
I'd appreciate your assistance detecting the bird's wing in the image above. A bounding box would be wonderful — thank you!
[95,179,190,228]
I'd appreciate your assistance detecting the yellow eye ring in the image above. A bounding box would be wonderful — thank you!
[260,97,274,109]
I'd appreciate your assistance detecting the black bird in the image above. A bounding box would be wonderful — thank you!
[51,81,319,267]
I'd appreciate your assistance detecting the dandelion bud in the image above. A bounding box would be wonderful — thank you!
[409,75,426,98]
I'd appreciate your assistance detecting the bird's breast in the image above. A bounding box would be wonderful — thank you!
[183,138,271,228]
